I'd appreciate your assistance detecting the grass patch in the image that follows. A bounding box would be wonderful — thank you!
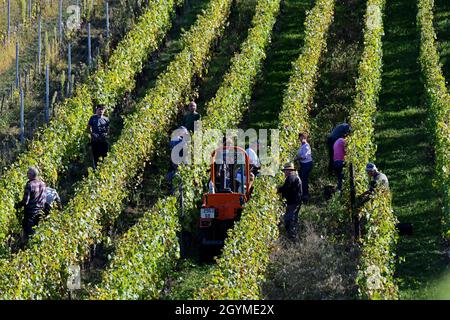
[376,0,447,299]
[242,0,311,130]
[262,0,364,299]
[434,0,450,84]
[161,260,216,300]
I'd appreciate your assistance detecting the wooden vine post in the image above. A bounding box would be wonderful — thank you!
[45,64,50,123]
[7,0,11,43]
[38,15,42,74]
[16,41,20,88]
[87,22,92,66]
[20,87,25,144]
[58,0,63,43]
[68,43,72,96]
[106,2,109,40]
[28,0,32,21]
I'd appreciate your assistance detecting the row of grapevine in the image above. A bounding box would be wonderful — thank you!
[417,0,450,236]
[197,0,336,299]
[90,0,282,299]
[0,0,232,299]
[178,0,282,229]
[0,0,181,256]
[346,0,398,300]
[92,197,180,299]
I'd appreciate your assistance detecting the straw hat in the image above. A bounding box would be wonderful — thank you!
[282,162,296,171]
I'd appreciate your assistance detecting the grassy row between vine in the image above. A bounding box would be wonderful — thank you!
[0,0,233,299]
[417,0,450,236]
[178,0,282,230]
[196,0,336,299]
[0,0,181,256]
[346,0,399,300]
[89,0,282,299]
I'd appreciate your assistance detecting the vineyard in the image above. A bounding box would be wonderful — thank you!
[0,0,448,301]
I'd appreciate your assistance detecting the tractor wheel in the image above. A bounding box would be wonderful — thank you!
[198,229,214,263]
[199,244,215,263]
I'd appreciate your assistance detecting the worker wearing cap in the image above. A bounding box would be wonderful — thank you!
[87,104,110,169]
[359,163,389,206]
[365,162,389,193]
[277,163,303,240]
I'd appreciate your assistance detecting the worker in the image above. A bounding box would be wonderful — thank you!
[166,126,189,192]
[277,163,302,240]
[234,165,248,193]
[248,172,255,196]
[333,130,348,193]
[366,163,389,192]
[43,187,62,215]
[294,132,313,203]
[87,105,110,169]
[327,123,351,174]
[213,137,235,192]
[235,169,256,195]
[215,166,232,192]
[18,167,47,241]
[246,140,261,176]
[169,126,189,149]
[361,162,389,200]
[182,101,201,132]
[208,179,215,194]
[357,163,389,207]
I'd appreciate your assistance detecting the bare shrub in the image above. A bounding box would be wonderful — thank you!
[262,222,359,300]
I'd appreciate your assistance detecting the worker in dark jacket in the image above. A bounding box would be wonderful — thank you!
[18,167,47,241]
[182,101,201,132]
[87,105,110,169]
[277,162,302,240]
[327,123,351,174]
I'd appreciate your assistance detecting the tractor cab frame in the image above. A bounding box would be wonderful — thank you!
[198,146,252,258]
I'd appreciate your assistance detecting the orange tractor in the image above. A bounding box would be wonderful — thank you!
[198,146,253,260]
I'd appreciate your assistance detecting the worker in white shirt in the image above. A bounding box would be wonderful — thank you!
[246,140,261,176]
[294,132,313,203]
[44,187,62,215]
